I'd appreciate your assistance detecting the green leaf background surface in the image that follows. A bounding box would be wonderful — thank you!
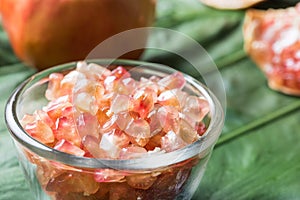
[0,0,299,199]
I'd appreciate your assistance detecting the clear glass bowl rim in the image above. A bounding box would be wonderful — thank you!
[5,59,224,171]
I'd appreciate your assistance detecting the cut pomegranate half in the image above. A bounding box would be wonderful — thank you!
[244,4,300,96]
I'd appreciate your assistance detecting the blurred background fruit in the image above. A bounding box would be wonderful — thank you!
[198,0,265,9]
[0,0,156,70]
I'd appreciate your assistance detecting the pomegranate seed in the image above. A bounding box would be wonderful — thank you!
[54,139,85,156]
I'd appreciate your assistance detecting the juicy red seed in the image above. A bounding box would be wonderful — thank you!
[111,66,130,80]
[54,139,85,156]
[196,122,207,136]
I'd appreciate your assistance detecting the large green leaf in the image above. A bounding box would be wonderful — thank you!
[0,0,299,199]
[220,58,300,135]
[143,0,245,75]
[196,111,300,200]
[0,133,34,199]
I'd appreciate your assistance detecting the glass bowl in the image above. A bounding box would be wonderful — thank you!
[5,59,224,200]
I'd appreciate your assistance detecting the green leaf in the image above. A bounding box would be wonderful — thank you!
[220,58,300,136]
[143,0,245,75]
[0,133,34,199]
[195,111,300,200]
[0,63,35,131]
[0,0,300,199]
[145,1,300,199]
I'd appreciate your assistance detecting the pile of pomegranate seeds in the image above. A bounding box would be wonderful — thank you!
[244,3,300,95]
[21,61,209,159]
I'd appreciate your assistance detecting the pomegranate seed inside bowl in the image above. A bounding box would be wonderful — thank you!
[18,61,213,200]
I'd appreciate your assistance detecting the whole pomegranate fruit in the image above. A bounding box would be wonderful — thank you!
[0,0,156,70]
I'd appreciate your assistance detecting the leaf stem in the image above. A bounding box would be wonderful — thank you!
[216,99,300,146]
[215,50,246,70]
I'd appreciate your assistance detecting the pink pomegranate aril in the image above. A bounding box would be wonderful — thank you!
[161,131,187,152]
[97,92,113,108]
[94,169,126,183]
[82,135,104,158]
[103,75,117,92]
[77,62,111,81]
[45,72,64,100]
[115,111,135,131]
[111,66,130,80]
[115,77,137,95]
[147,106,163,137]
[99,130,130,158]
[94,84,105,103]
[20,114,36,127]
[59,71,84,96]
[99,133,120,158]
[183,96,209,122]
[119,146,147,159]
[111,94,133,114]
[55,117,81,147]
[125,119,151,140]
[76,112,100,139]
[145,131,164,151]
[196,122,207,136]
[158,71,186,90]
[100,114,118,133]
[178,119,199,144]
[103,67,129,93]
[157,89,185,109]
[24,120,55,144]
[180,113,197,129]
[132,87,157,119]
[157,105,180,134]
[44,95,72,120]
[130,137,150,147]
[35,110,55,128]
[54,139,85,156]
[139,77,160,94]
[96,107,111,127]
[46,172,99,195]
[126,173,157,190]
